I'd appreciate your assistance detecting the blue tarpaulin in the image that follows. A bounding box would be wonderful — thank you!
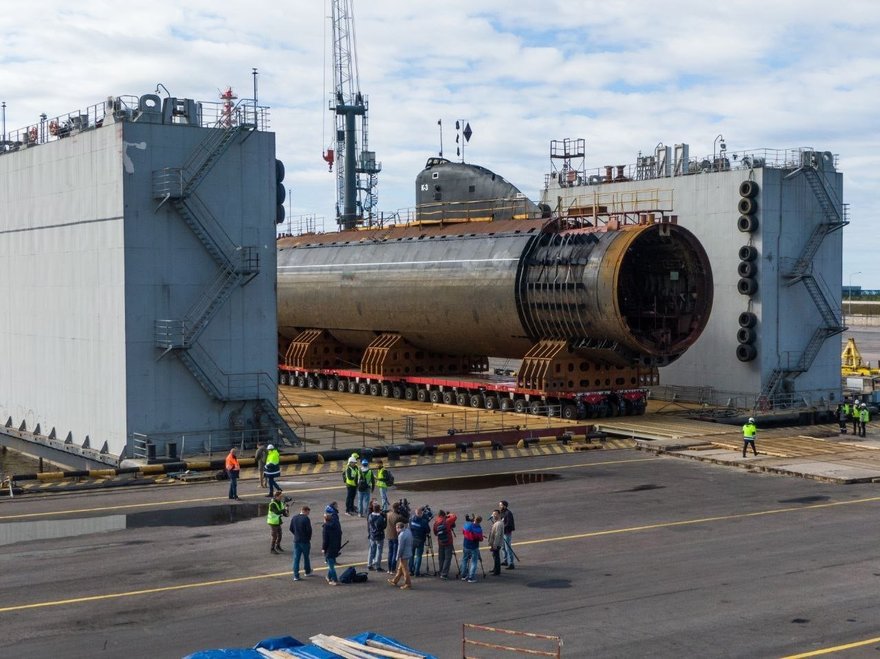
[183,631,436,659]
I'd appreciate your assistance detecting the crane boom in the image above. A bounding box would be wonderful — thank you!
[327,0,381,230]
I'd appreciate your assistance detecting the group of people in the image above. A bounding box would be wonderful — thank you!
[343,453,393,515]
[837,399,871,437]
[225,442,283,502]
[229,446,521,587]
[273,494,518,588]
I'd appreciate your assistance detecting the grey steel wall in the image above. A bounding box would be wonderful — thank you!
[0,118,278,458]
[0,124,128,452]
[543,165,843,403]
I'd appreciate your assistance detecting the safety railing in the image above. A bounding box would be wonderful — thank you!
[1,95,270,155]
[541,147,836,190]
[462,623,562,658]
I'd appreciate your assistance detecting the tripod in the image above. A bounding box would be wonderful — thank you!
[424,533,438,576]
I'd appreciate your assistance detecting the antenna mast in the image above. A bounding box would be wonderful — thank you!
[326,0,381,230]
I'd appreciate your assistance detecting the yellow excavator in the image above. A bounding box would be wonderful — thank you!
[841,338,880,377]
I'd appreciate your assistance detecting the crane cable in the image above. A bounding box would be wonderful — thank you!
[348,0,361,95]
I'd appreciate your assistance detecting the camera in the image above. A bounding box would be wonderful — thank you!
[465,513,474,522]
[422,504,434,522]
[283,496,293,503]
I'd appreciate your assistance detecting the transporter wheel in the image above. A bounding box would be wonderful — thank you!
[632,401,647,415]
[416,388,428,402]
[484,396,499,410]
[392,386,403,399]
[456,392,469,406]
[442,391,455,405]
[296,376,306,388]
[469,394,483,408]
[306,376,316,388]
[358,382,368,395]
[348,380,358,394]
[595,403,610,418]
[369,383,380,396]
[381,383,391,397]
[562,404,577,420]
[623,400,635,416]
[499,398,513,411]
[337,379,347,392]
[316,376,327,390]
[513,399,527,414]
[529,400,543,415]
[328,377,338,391]
[279,372,289,385]
[405,387,417,401]
[430,390,442,404]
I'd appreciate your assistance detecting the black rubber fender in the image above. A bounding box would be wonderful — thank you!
[737,214,759,233]
[737,197,757,215]
[737,327,757,344]
[738,277,758,296]
[738,245,758,261]
[739,180,759,198]
[736,344,757,362]
[738,311,758,328]
[738,261,758,278]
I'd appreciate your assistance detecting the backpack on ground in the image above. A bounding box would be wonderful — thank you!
[353,571,369,583]
[339,566,357,584]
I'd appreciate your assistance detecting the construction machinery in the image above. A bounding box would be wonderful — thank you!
[324,0,381,229]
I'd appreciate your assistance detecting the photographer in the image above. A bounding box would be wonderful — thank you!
[267,490,290,554]
[432,510,457,580]
[461,514,484,583]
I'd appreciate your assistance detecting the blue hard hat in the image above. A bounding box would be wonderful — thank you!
[361,459,369,465]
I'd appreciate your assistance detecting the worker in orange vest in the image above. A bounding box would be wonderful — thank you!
[225,447,241,500]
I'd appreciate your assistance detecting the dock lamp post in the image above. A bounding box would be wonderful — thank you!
[848,271,862,321]
[713,134,725,170]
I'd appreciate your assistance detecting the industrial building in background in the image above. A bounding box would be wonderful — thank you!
[542,139,845,408]
[323,0,382,230]
[0,90,294,467]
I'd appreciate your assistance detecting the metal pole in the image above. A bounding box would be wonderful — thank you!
[1,101,6,150]
[252,67,258,106]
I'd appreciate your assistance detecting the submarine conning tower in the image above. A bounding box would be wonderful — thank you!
[414,157,545,222]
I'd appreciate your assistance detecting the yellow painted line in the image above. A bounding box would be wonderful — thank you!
[2,491,879,614]
[0,456,659,521]
[780,635,880,658]
[0,457,655,521]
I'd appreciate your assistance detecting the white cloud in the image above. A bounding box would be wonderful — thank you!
[3,0,879,281]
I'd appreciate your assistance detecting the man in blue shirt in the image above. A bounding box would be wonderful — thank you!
[408,507,430,576]
[460,515,484,583]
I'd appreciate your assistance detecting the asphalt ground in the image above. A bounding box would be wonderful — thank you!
[2,450,880,658]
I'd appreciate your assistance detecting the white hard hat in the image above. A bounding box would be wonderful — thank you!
[861,403,867,408]
[267,444,274,450]
[748,417,755,423]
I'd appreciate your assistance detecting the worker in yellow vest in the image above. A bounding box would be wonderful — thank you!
[852,400,862,435]
[859,403,870,438]
[742,417,758,457]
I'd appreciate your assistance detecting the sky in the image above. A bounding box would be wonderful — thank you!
[3,0,879,285]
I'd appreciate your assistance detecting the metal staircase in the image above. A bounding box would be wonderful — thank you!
[759,155,847,402]
[151,111,299,445]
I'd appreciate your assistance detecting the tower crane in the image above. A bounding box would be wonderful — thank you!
[324,0,381,230]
